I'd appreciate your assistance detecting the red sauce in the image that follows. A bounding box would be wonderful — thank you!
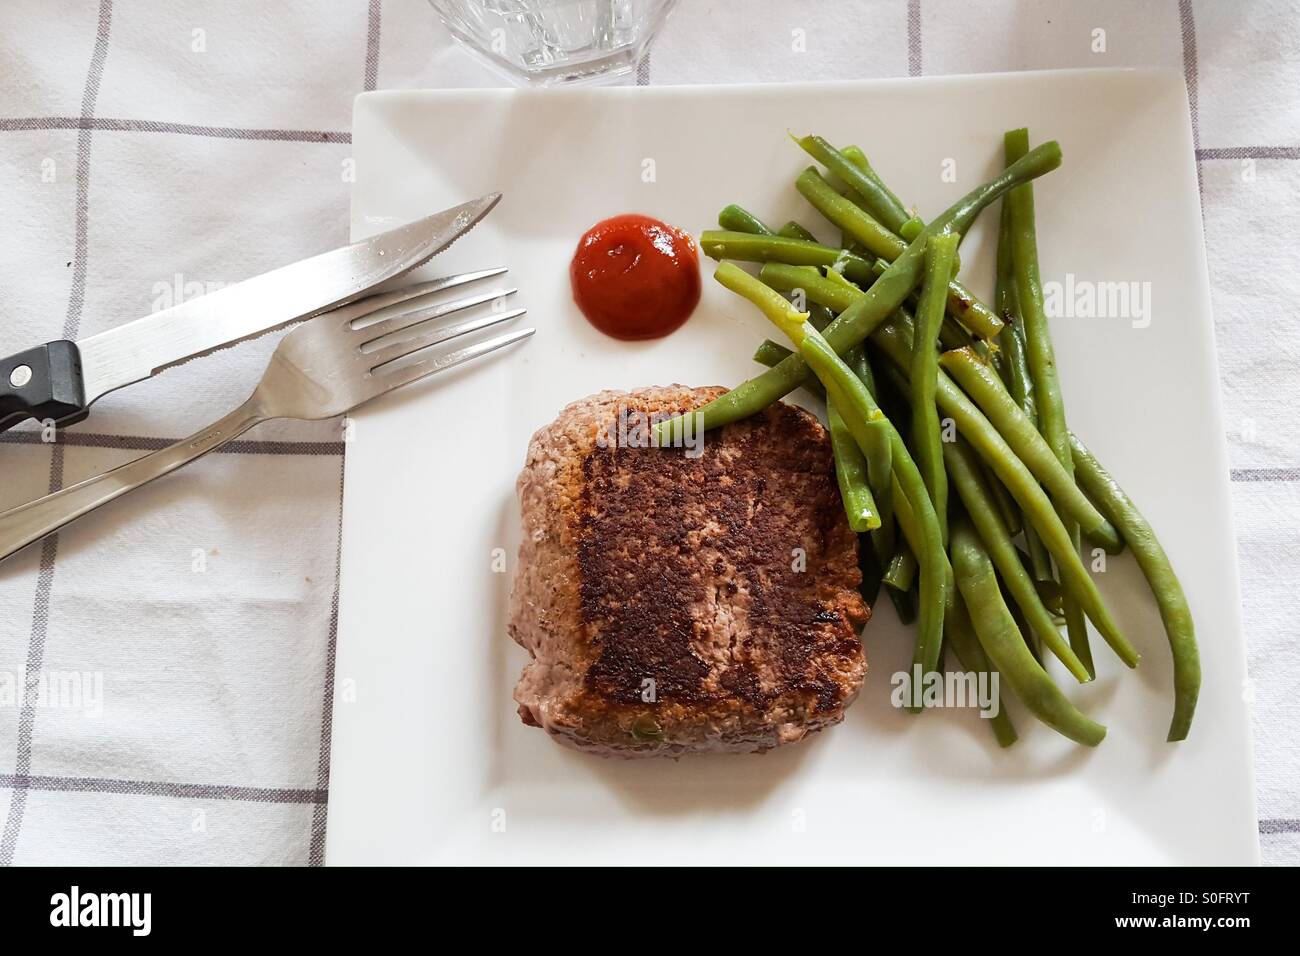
[570,214,701,341]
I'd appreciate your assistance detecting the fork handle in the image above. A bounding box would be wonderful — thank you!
[0,398,266,564]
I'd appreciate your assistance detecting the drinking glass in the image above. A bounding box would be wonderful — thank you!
[428,0,678,85]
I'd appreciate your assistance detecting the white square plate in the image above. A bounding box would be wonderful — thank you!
[327,70,1258,865]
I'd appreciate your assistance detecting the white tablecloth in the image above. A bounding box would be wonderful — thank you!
[0,0,1294,865]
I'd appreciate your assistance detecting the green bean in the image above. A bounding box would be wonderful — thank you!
[845,348,893,520]
[911,232,960,544]
[699,230,878,286]
[1070,434,1200,741]
[944,595,1019,747]
[994,200,1030,410]
[827,399,881,532]
[1004,130,1072,470]
[987,204,1028,544]
[840,145,925,241]
[841,343,895,568]
[944,440,1090,682]
[980,457,1023,536]
[938,348,1119,548]
[995,188,1053,584]
[882,468,945,686]
[1005,127,1103,674]
[950,523,1106,746]
[717,207,826,249]
[798,136,914,236]
[753,340,829,405]
[888,583,918,625]
[797,164,957,272]
[752,338,790,368]
[870,316,1138,667]
[652,141,1064,446]
[820,265,866,298]
[857,522,885,606]
[1032,574,1064,614]
[761,263,862,313]
[713,261,812,327]
[1004,582,1042,661]
[846,342,876,393]
[795,167,905,261]
[796,169,1004,341]
[718,204,774,235]
[807,301,837,331]
[778,220,818,242]
[1012,366,1055,578]
[883,545,917,592]
[939,314,978,352]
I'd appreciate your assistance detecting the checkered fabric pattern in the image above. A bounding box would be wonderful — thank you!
[0,0,1294,865]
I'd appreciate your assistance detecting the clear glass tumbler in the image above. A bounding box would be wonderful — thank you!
[428,0,678,85]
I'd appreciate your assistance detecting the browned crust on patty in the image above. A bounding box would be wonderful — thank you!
[509,386,869,757]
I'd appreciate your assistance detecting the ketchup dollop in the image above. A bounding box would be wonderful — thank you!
[570,214,701,341]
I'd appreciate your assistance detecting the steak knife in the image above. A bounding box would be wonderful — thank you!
[0,193,501,434]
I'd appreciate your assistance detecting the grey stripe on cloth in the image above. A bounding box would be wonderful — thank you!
[1178,0,1200,150]
[1260,819,1300,834]
[1232,468,1300,482]
[1198,146,1300,161]
[0,430,345,456]
[907,0,922,77]
[636,53,650,86]
[364,0,383,91]
[0,116,350,144]
[308,456,346,865]
[0,0,114,868]
[0,774,324,804]
[1177,0,1205,200]
[61,15,113,342]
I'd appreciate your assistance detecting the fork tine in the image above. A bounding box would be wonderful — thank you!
[330,267,509,327]
[359,286,518,350]
[364,306,527,370]
[371,327,536,391]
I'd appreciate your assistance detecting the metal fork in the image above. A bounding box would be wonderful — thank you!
[0,268,532,564]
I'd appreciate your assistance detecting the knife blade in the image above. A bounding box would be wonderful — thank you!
[0,192,500,434]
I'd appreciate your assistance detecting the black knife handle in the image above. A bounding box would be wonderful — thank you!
[0,341,89,435]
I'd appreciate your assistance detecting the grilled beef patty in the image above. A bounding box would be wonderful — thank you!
[509,386,869,757]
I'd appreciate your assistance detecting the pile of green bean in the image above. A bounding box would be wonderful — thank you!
[662,130,1200,746]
